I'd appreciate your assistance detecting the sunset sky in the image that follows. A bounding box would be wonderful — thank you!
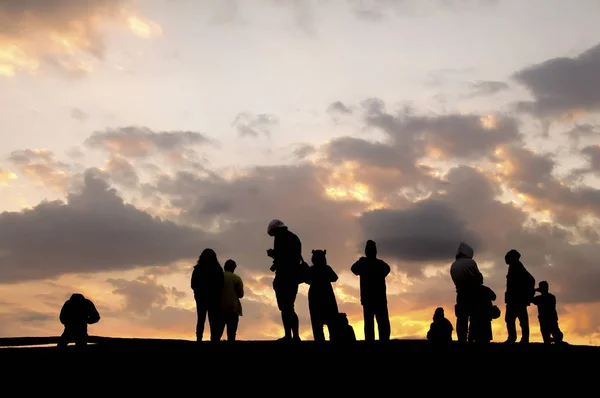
[2,0,600,345]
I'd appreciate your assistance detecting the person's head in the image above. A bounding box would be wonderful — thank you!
[365,240,377,258]
[311,249,327,266]
[455,242,474,260]
[267,219,286,236]
[505,249,521,265]
[70,293,85,302]
[197,248,220,267]
[433,307,445,321]
[224,259,237,273]
[538,281,549,293]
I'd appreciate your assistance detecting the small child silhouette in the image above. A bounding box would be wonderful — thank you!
[427,307,453,343]
[532,281,565,344]
[330,312,356,342]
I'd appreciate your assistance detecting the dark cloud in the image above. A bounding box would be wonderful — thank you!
[292,143,316,160]
[567,124,600,146]
[358,200,479,272]
[107,276,170,316]
[580,145,600,173]
[84,126,214,158]
[327,101,352,115]
[362,98,521,161]
[0,169,216,283]
[513,43,600,118]
[232,112,279,138]
[468,80,510,97]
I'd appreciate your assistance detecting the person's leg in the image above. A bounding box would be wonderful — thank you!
[195,297,208,342]
[227,313,239,341]
[74,332,88,348]
[375,304,391,341]
[504,305,517,343]
[363,305,375,341]
[455,302,469,343]
[517,306,529,343]
[551,321,563,344]
[286,282,300,340]
[57,328,71,348]
[540,321,551,344]
[274,279,292,339]
[208,306,223,342]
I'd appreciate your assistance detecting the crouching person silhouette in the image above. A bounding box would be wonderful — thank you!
[57,293,100,348]
[329,313,356,342]
[427,307,453,344]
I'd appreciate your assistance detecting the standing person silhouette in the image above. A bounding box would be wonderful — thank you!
[191,249,224,342]
[57,293,100,348]
[351,240,391,341]
[221,259,244,342]
[267,219,303,342]
[450,242,483,343]
[504,249,535,344]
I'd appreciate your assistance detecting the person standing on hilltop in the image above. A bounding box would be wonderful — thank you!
[191,248,224,342]
[450,242,483,343]
[221,259,244,342]
[351,240,391,341]
[267,219,304,342]
[504,249,535,344]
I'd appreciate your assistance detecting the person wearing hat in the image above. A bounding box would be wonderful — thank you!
[504,249,536,344]
[266,219,303,341]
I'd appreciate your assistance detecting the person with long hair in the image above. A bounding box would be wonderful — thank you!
[191,248,224,342]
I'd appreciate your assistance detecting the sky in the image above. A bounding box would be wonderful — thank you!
[1,0,600,344]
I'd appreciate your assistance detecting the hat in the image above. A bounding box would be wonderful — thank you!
[267,219,286,235]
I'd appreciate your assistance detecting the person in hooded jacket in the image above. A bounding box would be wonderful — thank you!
[57,293,100,348]
[267,219,303,341]
[191,248,225,342]
[504,249,535,344]
[450,242,483,343]
[351,240,391,341]
[221,259,244,342]
[306,249,339,341]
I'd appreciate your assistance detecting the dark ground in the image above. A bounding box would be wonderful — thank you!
[0,336,596,392]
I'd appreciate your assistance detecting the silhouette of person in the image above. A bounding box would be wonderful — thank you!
[267,219,303,341]
[450,242,483,343]
[57,293,100,348]
[504,249,535,344]
[532,281,564,345]
[191,248,224,342]
[329,313,356,342]
[469,285,498,344]
[306,249,339,341]
[427,307,453,344]
[351,240,391,341]
[221,259,244,342]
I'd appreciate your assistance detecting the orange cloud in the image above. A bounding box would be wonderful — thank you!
[0,0,162,77]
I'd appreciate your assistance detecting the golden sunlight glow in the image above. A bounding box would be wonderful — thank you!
[128,16,163,39]
[0,44,39,77]
[0,170,18,186]
[480,114,498,130]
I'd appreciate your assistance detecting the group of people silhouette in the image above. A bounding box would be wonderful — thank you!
[55,219,566,347]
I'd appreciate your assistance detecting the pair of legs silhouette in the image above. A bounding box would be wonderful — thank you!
[363,303,391,341]
[274,278,300,341]
[505,304,529,343]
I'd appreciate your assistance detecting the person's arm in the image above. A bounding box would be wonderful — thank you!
[351,258,364,275]
[236,277,244,299]
[87,301,100,325]
[59,303,69,326]
[381,260,391,277]
[472,261,484,285]
[191,267,198,291]
[328,266,339,283]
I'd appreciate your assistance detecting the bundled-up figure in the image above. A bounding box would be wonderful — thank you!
[532,281,564,345]
[504,249,535,344]
[427,307,453,344]
[329,313,356,342]
[306,249,339,341]
[221,259,244,342]
[57,293,100,348]
[469,285,499,344]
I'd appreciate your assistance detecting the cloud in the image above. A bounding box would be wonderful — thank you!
[232,112,279,138]
[468,80,510,97]
[84,126,215,160]
[107,276,171,316]
[358,200,479,272]
[70,108,88,122]
[348,0,500,21]
[0,169,17,186]
[513,42,600,119]
[7,149,71,192]
[0,0,161,77]
[292,143,316,160]
[104,155,139,188]
[0,169,215,283]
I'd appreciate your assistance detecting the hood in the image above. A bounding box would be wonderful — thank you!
[456,242,474,259]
